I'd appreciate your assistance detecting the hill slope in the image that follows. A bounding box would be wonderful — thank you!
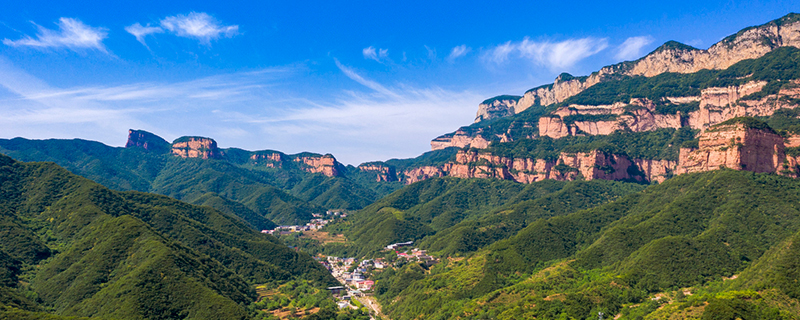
[0,154,335,319]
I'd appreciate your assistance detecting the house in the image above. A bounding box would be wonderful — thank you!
[356,280,374,290]
[327,286,345,296]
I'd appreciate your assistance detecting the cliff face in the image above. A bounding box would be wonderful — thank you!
[402,149,664,185]
[411,121,800,186]
[431,128,492,150]
[125,129,170,153]
[250,152,285,168]
[434,14,800,150]
[677,124,785,174]
[294,154,344,177]
[502,14,800,119]
[171,137,223,159]
[358,163,398,182]
[474,96,520,123]
[536,80,800,139]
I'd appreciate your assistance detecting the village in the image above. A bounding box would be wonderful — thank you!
[315,241,439,318]
[261,210,346,236]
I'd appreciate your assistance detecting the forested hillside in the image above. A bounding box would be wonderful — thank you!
[0,154,338,319]
[364,170,800,319]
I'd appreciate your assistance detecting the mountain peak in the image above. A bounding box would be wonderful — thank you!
[125,129,170,153]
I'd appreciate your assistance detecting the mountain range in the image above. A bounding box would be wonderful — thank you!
[3,12,800,320]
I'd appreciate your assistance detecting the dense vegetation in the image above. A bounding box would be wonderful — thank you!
[482,127,697,161]
[367,170,800,319]
[0,154,336,319]
[323,177,645,259]
[0,137,394,226]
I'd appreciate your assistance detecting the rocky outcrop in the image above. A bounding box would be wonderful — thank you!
[125,129,170,153]
[475,96,521,123]
[402,166,447,184]
[171,136,223,159]
[358,163,398,182]
[534,80,800,139]
[511,14,800,116]
[431,128,492,150]
[250,152,285,168]
[294,154,344,177]
[676,123,784,174]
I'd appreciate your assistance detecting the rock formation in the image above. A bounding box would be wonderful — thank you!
[485,14,800,121]
[293,154,345,177]
[432,14,800,150]
[171,136,223,159]
[677,122,784,174]
[474,95,521,123]
[358,163,398,182]
[125,129,170,153]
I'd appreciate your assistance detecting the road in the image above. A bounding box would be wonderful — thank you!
[355,295,385,320]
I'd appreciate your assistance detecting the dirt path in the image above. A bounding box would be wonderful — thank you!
[356,295,386,320]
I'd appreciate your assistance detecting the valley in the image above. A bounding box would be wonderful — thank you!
[4,11,800,320]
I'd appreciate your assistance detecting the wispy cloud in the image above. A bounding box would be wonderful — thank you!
[447,45,470,62]
[488,41,515,64]
[486,37,608,69]
[124,23,163,46]
[615,36,654,61]
[334,59,399,98]
[0,57,483,165]
[126,12,238,46]
[2,18,108,52]
[362,46,389,62]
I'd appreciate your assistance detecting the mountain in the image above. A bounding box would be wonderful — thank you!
[467,13,800,127]
[371,170,800,319]
[404,17,800,185]
[0,129,406,226]
[0,154,335,319]
[327,177,644,258]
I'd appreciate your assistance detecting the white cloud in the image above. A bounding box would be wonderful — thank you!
[334,59,399,98]
[124,23,164,46]
[488,41,515,64]
[615,36,654,61]
[2,17,108,52]
[486,37,608,70]
[518,37,608,69]
[362,46,388,62]
[160,12,238,43]
[447,45,470,62]
[126,12,238,46]
[0,55,486,165]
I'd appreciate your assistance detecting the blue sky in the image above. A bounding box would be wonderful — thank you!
[0,1,796,165]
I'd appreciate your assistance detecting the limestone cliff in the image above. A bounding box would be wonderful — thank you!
[497,14,800,119]
[535,80,800,139]
[435,13,800,149]
[250,151,285,168]
[125,129,170,153]
[293,154,345,177]
[250,151,346,177]
[676,122,784,174]
[358,163,398,182]
[171,136,223,159]
[412,118,800,186]
[474,95,521,123]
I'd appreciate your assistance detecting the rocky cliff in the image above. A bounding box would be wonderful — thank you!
[171,136,223,159]
[414,118,800,185]
[432,13,800,150]
[485,13,800,121]
[358,163,398,182]
[677,121,785,174]
[250,151,346,177]
[474,95,521,123]
[125,129,170,153]
[293,154,345,177]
